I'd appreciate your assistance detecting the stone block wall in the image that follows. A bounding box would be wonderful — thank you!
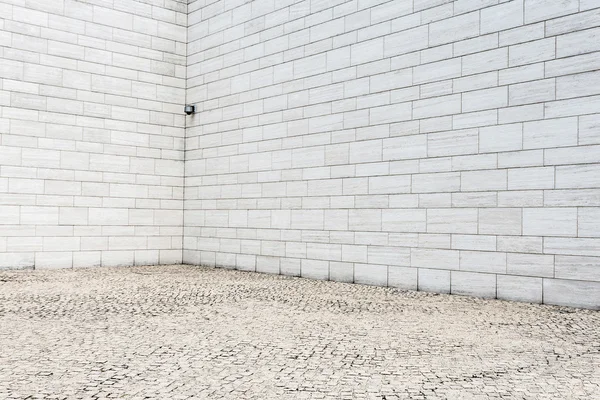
[0,0,187,268]
[1,0,598,309]
[184,0,600,309]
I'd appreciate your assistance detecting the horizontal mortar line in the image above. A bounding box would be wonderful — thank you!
[188,0,585,61]
[0,150,184,167]
[3,3,189,35]
[184,96,598,145]
[187,7,595,71]
[184,206,600,210]
[0,166,185,181]
[182,199,600,207]
[0,69,187,105]
[186,66,600,122]
[0,42,186,82]
[0,124,185,141]
[3,31,187,62]
[1,106,186,131]
[0,135,185,157]
[187,149,600,167]
[186,163,592,179]
[1,29,187,68]
[1,106,186,128]
[186,57,600,115]
[183,189,600,197]
[184,204,600,209]
[188,238,573,250]
[183,254,600,280]
[185,178,596,190]
[0,192,186,199]
[185,126,598,160]
[1,228,183,232]
[187,52,600,109]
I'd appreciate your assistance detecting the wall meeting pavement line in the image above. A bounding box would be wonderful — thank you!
[1,0,599,309]
[183,0,600,310]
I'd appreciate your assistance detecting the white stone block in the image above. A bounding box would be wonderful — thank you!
[451,271,496,298]
[301,259,329,280]
[413,94,461,119]
[256,256,279,275]
[0,206,20,225]
[508,167,554,190]
[461,170,507,192]
[382,135,427,161]
[543,279,600,309]
[578,208,600,238]
[555,255,600,282]
[21,207,59,226]
[479,208,522,235]
[427,129,478,157]
[544,237,600,257]
[556,26,600,58]
[382,209,426,233]
[418,268,450,293]
[507,253,554,278]
[462,48,508,76]
[429,11,479,46]
[413,58,461,84]
[388,266,417,290]
[412,248,459,270]
[368,246,410,267]
[523,208,577,237]
[349,139,382,164]
[509,37,555,67]
[36,252,73,269]
[497,236,542,254]
[384,25,428,57]
[134,250,159,266]
[351,37,383,65]
[280,258,300,276]
[481,0,523,34]
[0,252,35,269]
[497,275,542,303]
[73,251,102,268]
[460,251,507,274]
[524,0,579,23]
[329,261,354,283]
[368,175,411,195]
[556,165,600,189]
[342,245,368,263]
[412,172,460,193]
[523,117,578,150]
[509,79,555,106]
[427,209,478,234]
[355,263,388,286]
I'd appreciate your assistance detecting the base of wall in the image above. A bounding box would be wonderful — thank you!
[2,252,598,310]
[183,251,600,310]
[0,250,183,270]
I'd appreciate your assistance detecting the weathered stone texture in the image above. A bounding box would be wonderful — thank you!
[0,0,187,268]
[184,0,600,309]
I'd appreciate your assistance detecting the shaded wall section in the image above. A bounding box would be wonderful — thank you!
[0,0,187,268]
[184,0,600,309]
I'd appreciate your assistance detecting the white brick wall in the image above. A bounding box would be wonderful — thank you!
[184,0,600,310]
[1,0,598,309]
[0,0,186,268]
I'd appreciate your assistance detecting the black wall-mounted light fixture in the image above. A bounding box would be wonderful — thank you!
[184,104,196,115]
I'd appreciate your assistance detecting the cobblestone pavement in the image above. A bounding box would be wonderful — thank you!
[0,265,598,399]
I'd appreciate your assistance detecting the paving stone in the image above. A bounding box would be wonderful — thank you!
[0,265,598,399]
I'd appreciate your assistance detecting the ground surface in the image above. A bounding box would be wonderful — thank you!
[0,265,598,399]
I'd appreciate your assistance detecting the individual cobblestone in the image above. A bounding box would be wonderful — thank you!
[0,265,598,399]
